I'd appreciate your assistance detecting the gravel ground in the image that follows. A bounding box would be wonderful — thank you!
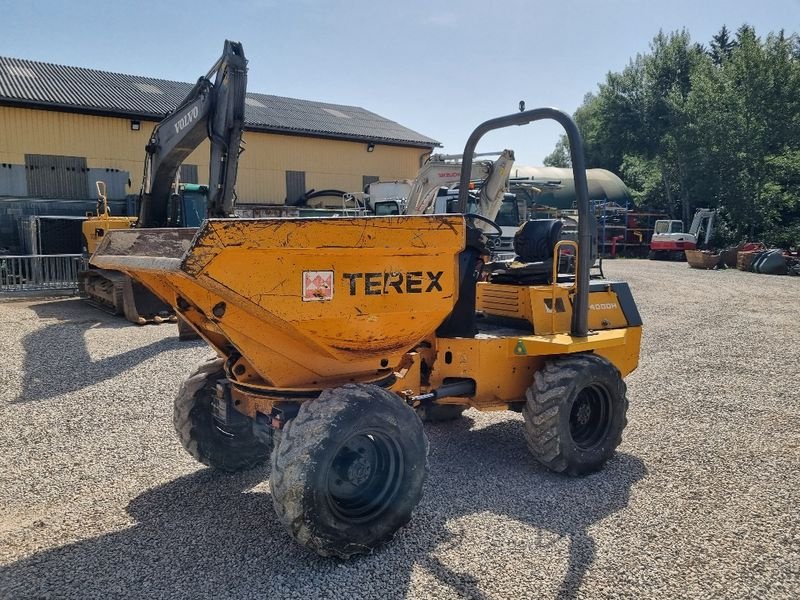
[0,260,798,599]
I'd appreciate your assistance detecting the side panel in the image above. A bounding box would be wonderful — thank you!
[430,326,641,407]
[478,282,639,334]
[0,107,429,205]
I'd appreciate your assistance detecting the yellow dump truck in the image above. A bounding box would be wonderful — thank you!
[92,108,642,559]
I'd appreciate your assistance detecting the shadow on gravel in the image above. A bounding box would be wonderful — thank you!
[415,419,647,599]
[0,419,646,599]
[14,299,198,403]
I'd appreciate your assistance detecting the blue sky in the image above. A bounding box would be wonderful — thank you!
[2,0,798,171]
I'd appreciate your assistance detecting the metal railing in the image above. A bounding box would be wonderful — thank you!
[0,254,86,293]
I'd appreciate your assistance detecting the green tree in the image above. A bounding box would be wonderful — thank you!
[547,24,800,247]
[709,25,736,65]
[543,135,571,167]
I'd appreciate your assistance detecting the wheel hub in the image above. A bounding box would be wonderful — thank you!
[326,432,404,523]
[575,401,592,425]
[569,384,613,451]
[343,449,372,487]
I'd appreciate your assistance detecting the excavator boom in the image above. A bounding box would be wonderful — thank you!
[82,40,248,326]
[138,40,247,227]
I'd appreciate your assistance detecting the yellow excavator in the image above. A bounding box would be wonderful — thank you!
[78,181,143,318]
[80,40,247,325]
[79,181,177,323]
[92,107,642,559]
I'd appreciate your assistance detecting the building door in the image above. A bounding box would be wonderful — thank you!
[363,175,379,192]
[25,154,88,199]
[286,170,306,205]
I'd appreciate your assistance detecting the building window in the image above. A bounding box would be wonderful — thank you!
[285,170,306,205]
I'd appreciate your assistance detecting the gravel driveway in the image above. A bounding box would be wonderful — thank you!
[0,260,798,599]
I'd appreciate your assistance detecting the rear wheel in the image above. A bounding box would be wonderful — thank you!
[271,383,428,558]
[174,357,272,472]
[523,354,628,476]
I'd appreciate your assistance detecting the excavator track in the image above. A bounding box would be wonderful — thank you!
[79,267,177,325]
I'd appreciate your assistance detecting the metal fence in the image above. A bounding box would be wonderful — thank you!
[0,254,85,293]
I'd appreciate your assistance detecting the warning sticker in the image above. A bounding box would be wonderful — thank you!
[303,271,334,302]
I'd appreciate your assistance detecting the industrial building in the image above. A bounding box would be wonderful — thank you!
[0,55,438,251]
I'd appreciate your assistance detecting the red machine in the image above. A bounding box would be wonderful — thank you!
[649,209,716,260]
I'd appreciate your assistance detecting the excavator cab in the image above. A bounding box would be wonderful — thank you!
[167,184,209,227]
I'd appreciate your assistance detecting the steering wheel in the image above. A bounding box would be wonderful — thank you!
[464,213,503,243]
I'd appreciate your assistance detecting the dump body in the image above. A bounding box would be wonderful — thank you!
[93,215,465,388]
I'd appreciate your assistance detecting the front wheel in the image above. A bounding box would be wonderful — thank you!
[271,383,429,558]
[523,354,628,476]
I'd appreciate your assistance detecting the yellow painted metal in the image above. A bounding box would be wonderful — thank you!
[476,283,574,335]
[475,284,533,323]
[82,215,136,254]
[427,326,640,408]
[477,282,631,337]
[528,286,573,335]
[551,240,577,332]
[0,106,428,204]
[587,291,629,330]
[93,216,465,388]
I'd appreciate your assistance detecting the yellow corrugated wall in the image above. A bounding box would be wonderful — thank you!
[0,106,430,203]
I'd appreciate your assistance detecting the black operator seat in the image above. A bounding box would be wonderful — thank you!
[489,219,564,285]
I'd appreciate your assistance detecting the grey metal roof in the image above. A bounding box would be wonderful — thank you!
[0,56,439,148]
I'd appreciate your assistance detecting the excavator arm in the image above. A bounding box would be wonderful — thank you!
[138,40,247,227]
[474,149,515,223]
[404,150,514,220]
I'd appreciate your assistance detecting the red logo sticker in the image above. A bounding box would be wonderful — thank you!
[303,271,334,301]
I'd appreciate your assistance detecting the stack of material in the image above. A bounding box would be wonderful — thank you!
[685,249,722,269]
[737,251,758,271]
[737,247,791,275]
[736,242,768,271]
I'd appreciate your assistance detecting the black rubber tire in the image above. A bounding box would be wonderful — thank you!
[271,383,429,558]
[523,354,628,476]
[174,357,271,472]
[415,403,467,422]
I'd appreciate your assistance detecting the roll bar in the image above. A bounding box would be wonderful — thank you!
[457,108,591,337]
